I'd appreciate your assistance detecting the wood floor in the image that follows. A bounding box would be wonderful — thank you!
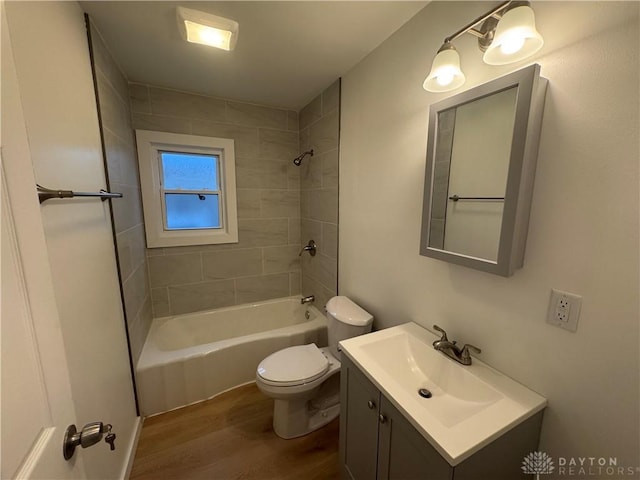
[130,383,341,480]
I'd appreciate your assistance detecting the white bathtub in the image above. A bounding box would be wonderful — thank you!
[136,297,327,416]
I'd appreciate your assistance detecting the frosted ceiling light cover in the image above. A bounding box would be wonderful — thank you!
[177,7,239,51]
[483,5,543,65]
[423,46,466,93]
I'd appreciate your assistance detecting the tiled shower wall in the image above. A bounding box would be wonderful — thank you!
[299,80,340,308]
[89,22,152,365]
[129,84,302,316]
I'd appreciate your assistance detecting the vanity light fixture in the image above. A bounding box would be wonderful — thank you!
[423,1,543,92]
[177,7,239,51]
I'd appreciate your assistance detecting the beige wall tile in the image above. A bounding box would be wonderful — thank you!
[202,248,262,280]
[226,101,287,129]
[132,112,192,135]
[116,231,133,281]
[301,253,337,291]
[90,22,129,105]
[322,223,338,260]
[237,189,262,219]
[168,280,235,315]
[300,219,322,249]
[191,120,258,158]
[264,246,300,274]
[288,162,300,190]
[129,83,150,114]
[122,262,149,321]
[321,149,339,188]
[300,189,310,219]
[258,128,298,160]
[236,273,289,304]
[287,110,298,131]
[237,218,289,248]
[300,155,322,189]
[146,248,165,256]
[151,287,170,317]
[301,274,335,310]
[309,188,338,223]
[236,157,288,189]
[299,126,310,153]
[289,218,301,245]
[148,253,203,288]
[322,79,340,115]
[97,72,131,141]
[261,190,299,218]
[110,183,144,234]
[149,86,226,122]
[309,109,339,155]
[289,272,302,295]
[299,94,321,130]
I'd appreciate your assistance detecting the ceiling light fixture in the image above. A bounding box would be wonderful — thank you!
[177,7,239,51]
[423,1,543,93]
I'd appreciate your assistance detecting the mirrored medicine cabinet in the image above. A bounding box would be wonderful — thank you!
[420,64,547,277]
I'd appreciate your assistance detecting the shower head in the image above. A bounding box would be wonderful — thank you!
[293,149,314,166]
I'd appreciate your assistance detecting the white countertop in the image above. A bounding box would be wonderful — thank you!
[339,322,547,466]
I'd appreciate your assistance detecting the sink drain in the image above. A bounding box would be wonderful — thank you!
[418,388,432,399]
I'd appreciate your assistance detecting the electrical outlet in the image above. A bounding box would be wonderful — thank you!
[547,289,582,332]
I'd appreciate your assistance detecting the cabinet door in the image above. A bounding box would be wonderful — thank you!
[340,358,382,480]
[377,397,453,480]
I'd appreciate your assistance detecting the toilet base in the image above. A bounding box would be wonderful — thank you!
[272,373,341,439]
[273,399,340,439]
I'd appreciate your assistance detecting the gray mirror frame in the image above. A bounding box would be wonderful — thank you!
[420,64,547,277]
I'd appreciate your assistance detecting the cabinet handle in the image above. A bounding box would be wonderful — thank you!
[367,400,376,410]
[379,414,387,423]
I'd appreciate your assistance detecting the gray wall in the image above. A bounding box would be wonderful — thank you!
[340,1,639,470]
[299,80,341,308]
[129,84,302,316]
[89,21,152,365]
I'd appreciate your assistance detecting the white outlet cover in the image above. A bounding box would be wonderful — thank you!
[547,288,582,332]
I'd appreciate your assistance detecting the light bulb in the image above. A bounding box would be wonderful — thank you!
[436,70,454,86]
[500,34,525,55]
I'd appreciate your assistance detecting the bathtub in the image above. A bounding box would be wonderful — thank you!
[136,296,327,416]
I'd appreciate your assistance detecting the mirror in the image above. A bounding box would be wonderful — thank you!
[420,64,547,277]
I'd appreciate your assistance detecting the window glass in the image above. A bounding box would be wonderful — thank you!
[165,193,220,230]
[160,152,218,190]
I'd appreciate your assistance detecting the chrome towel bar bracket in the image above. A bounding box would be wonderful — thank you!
[37,184,123,204]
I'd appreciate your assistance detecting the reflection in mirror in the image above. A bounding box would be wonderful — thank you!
[420,64,547,277]
[428,87,517,261]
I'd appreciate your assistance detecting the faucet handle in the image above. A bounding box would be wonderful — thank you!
[433,325,449,342]
[460,344,481,364]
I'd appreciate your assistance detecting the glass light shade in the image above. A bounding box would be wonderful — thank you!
[423,47,466,93]
[483,5,543,65]
[177,7,239,51]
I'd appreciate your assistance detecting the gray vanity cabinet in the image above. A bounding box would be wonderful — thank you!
[339,355,543,480]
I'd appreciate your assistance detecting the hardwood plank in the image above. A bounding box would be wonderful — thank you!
[131,383,340,479]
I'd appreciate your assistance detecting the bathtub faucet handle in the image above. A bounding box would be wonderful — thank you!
[301,295,315,305]
[299,240,317,257]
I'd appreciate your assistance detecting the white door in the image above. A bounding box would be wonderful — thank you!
[1,4,86,477]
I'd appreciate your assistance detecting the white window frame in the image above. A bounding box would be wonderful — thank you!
[136,129,238,248]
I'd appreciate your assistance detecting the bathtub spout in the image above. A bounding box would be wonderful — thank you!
[301,295,315,305]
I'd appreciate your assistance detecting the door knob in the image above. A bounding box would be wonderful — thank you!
[63,422,116,460]
[367,400,376,409]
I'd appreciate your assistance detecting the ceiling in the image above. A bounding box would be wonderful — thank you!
[81,1,427,110]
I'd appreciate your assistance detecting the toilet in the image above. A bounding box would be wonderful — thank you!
[256,296,373,439]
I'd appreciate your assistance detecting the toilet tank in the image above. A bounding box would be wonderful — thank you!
[325,296,373,358]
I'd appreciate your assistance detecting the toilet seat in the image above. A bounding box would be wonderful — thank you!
[257,344,329,387]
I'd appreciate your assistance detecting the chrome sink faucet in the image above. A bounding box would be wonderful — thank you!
[432,325,481,366]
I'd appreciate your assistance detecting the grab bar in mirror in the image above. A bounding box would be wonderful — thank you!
[449,195,505,202]
[37,184,123,204]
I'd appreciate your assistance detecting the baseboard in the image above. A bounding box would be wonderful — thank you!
[120,416,143,479]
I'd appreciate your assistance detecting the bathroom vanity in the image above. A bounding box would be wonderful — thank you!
[339,323,546,480]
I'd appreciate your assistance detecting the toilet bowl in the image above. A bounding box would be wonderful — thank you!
[256,296,373,439]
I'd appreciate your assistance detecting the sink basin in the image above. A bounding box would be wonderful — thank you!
[339,322,546,465]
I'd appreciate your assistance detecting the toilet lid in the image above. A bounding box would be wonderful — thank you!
[257,344,329,386]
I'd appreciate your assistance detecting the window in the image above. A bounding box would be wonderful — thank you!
[136,130,238,247]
